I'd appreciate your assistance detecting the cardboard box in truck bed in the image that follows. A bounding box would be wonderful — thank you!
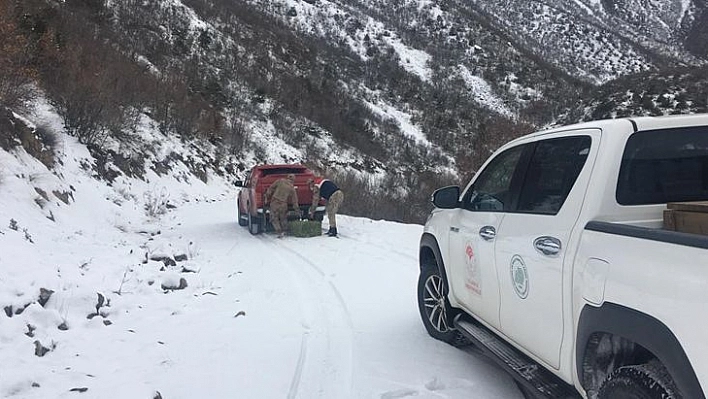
[663,201,708,235]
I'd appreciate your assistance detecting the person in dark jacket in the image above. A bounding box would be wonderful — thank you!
[265,174,299,238]
[307,177,344,237]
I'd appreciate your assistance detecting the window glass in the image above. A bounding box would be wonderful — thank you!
[463,145,525,212]
[261,167,307,176]
[617,126,708,205]
[517,136,591,215]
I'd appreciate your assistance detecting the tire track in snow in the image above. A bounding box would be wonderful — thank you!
[262,236,354,399]
[273,241,353,328]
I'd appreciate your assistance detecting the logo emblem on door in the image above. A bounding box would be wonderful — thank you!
[510,255,529,299]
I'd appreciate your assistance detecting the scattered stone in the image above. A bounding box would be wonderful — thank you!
[38,288,54,307]
[161,278,188,291]
[34,340,51,357]
[180,264,198,273]
[103,320,112,326]
[34,187,49,202]
[174,254,188,262]
[25,324,36,337]
[4,306,12,317]
[96,293,105,313]
[31,382,40,388]
[202,291,218,296]
[58,322,69,331]
[69,387,88,393]
[150,256,176,267]
[53,190,74,205]
[15,305,26,315]
[234,311,246,318]
[154,391,163,399]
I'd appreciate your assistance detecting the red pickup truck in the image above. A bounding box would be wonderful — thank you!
[235,164,325,234]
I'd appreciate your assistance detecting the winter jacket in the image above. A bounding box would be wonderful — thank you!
[265,178,299,208]
[308,178,339,214]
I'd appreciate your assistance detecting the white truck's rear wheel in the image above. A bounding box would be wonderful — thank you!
[597,361,679,399]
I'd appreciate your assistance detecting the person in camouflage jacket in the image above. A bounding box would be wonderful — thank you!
[265,174,299,238]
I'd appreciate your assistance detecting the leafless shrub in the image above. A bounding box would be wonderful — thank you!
[144,187,170,218]
[34,124,58,151]
[0,0,36,107]
[321,168,458,224]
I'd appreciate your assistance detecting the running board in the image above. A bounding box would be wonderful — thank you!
[454,317,580,399]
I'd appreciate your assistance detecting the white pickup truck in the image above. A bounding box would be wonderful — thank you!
[417,114,708,399]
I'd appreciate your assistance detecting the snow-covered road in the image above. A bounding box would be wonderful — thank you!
[2,192,524,399]
[148,199,525,398]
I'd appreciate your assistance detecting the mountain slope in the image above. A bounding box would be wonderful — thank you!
[3,0,708,224]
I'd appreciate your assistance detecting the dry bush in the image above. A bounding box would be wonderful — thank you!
[322,168,457,224]
[224,106,252,155]
[0,0,37,107]
[456,115,534,183]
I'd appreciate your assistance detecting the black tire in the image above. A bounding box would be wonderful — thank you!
[248,213,262,235]
[597,361,680,399]
[237,200,248,227]
[417,264,469,346]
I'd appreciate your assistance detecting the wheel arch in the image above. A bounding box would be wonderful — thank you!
[419,233,450,286]
[576,302,705,399]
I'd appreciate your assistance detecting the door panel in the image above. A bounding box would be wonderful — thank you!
[494,131,599,369]
[447,144,527,330]
[448,211,504,329]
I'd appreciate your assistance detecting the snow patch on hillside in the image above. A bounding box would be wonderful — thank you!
[251,0,433,82]
[458,66,514,118]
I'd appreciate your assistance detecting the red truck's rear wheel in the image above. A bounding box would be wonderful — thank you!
[237,200,248,227]
[248,213,263,235]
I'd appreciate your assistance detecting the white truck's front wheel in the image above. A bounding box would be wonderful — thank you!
[417,265,468,346]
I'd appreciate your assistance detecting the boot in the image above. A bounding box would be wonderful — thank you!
[327,227,338,237]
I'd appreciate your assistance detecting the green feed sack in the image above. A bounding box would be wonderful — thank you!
[288,220,322,237]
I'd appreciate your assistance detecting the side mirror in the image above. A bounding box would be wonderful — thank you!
[431,186,460,209]
[234,180,244,187]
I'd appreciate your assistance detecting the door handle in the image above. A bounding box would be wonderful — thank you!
[534,236,562,256]
[479,226,496,241]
